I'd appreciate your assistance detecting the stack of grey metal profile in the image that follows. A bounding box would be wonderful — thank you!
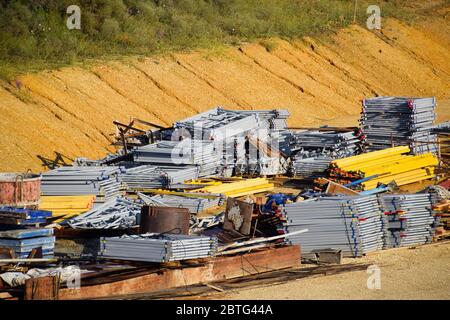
[430,121,450,134]
[235,130,289,176]
[119,165,169,189]
[360,97,438,154]
[269,129,292,157]
[65,197,142,229]
[289,130,364,178]
[237,156,289,176]
[41,166,125,201]
[173,108,259,140]
[120,165,200,189]
[290,155,332,178]
[281,195,387,257]
[173,107,289,139]
[98,233,218,262]
[74,150,127,166]
[290,130,363,156]
[170,107,291,176]
[235,125,294,176]
[380,193,439,248]
[134,140,221,177]
[225,108,290,130]
[139,193,224,214]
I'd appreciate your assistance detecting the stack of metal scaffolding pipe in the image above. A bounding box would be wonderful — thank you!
[290,155,332,178]
[280,195,387,257]
[133,140,220,177]
[380,193,439,247]
[64,197,142,229]
[140,194,224,214]
[289,130,364,178]
[120,165,199,189]
[360,97,438,154]
[98,233,218,262]
[41,166,125,201]
[172,107,291,176]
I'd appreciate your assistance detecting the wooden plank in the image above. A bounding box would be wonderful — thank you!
[211,246,301,279]
[315,178,359,195]
[203,283,225,292]
[325,181,359,195]
[0,292,14,299]
[24,276,59,300]
[0,258,56,263]
[56,245,300,300]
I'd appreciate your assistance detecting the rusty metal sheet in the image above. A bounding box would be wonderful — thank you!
[0,173,41,207]
[224,198,254,236]
[140,206,190,235]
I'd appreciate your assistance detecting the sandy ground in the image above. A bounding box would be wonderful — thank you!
[220,241,450,300]
[0,12,449,171]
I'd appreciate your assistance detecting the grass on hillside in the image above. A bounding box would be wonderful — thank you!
[0,0,421,80]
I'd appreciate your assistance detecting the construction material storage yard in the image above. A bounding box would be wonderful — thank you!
[0,1,449,302]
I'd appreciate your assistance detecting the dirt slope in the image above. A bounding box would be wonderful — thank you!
[1,17,449,172]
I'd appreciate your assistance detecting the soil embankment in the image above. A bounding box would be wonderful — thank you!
[1,16,449,172]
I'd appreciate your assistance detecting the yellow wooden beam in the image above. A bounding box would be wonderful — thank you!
[332,146,410,168]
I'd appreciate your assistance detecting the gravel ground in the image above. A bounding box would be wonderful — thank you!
[221,241,450,300]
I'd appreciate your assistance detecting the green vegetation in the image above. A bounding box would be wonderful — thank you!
[0,0,419,79]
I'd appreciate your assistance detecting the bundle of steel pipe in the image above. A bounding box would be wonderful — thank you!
[41,166,125,201]
[173,107,289,140]
[140,194,224,214]
[74,150,128,166]
[289,130,364,178]
[236,156,288,176]
[290,156,332,178]
[119,165,168,189]
[291,130,363,155]
[430,121,450,165]
[235,127,291,176]
[64,197,142,229]
[119,165,200,189]
[172,108,291,176]
[133,140,221,177]
[380,193,439,248]
[220,108,290,130]
[173,108,258,141]
[270,129,292,156]
[280,196,387,257]
[360,97,438,154]
[430,121,450,134]
[98,233,218,262]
